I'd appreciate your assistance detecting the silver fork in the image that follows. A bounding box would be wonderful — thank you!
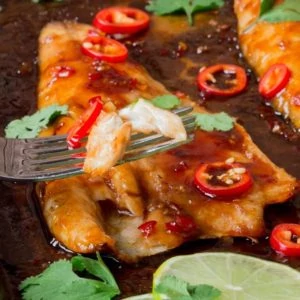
[0,106,195,182]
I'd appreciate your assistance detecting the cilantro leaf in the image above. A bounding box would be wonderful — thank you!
[194,112,234,132]
[146,0,224,25]
[152,95,181,109]
[5,104,68,139]
[188,284,221,300]
[155,275,221,300]
[192,0,225,15]
[146,0,185,16]
[260,0,300,22]
[71,253,118,289]
[19,255,120,300]
[260,0,275,16]
[155,275,191,298]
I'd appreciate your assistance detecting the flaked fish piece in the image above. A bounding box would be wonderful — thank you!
[119,98,187,141]
[83,112,132,177]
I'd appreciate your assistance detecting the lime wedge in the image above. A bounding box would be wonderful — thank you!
[123,294,153,299]
[153,252,300,300]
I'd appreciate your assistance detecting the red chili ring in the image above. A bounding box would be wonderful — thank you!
[93,7,150,35]
[197,64,247,96]
[259,63,291,100]
[270,223,300,257]
[194,162,253,198]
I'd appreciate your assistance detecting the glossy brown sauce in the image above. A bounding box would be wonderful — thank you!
[1,0,300,298]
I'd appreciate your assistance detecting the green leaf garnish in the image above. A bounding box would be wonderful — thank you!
[19,254,120,300]
[260,0,275,16]
[194,112,234,132]
[5,104,68,139]
[260,0,300,22]
[146,0,224,25]
[155,275,221,300]
[71,253,119,289]
[152,95,181,109]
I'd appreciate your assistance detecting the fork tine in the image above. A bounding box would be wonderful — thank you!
[25,144,84,157]
[24,167,83,181]
[118,134,195,165]
[28,133,195,180]
[25,155,85,168]
[128,117,195,151]
[171,106,194,115]
[24,119,195,168]
[27,134,68,146]
[18,105,196,181]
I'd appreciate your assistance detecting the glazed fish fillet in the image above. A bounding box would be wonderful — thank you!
[234,0,300,128]
[38,22,296,261]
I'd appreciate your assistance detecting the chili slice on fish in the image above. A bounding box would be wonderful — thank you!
[259,64,291,100]
[93,7,150,35]
[81,36,128,63]
[194,162,253,198]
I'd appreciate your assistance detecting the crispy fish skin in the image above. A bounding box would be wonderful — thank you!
[38,22,296,261]
[234,0,300,128]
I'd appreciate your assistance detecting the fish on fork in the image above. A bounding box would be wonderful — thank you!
[0,106,195,181]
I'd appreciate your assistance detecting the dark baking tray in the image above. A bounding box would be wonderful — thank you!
[1,0,300,298]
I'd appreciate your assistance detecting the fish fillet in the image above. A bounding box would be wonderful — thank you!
[234,0,300,128]
[37,22,296,261]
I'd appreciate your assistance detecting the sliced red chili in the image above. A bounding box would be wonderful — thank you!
[81,36,128,63]
[67,96,103,149]
[259,64,291,100]
[270,224,300,256]
[138,220,157,238]
[197,64,247,96]
[194,162,253,198]
[93,7,150,35]
[165,215,197,235]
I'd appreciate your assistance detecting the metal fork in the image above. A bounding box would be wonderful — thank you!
[0,106,195,182]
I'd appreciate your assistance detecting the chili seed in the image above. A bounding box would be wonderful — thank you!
[232,167,246,174]
[225,157,235,164]
[83,42,93,49]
